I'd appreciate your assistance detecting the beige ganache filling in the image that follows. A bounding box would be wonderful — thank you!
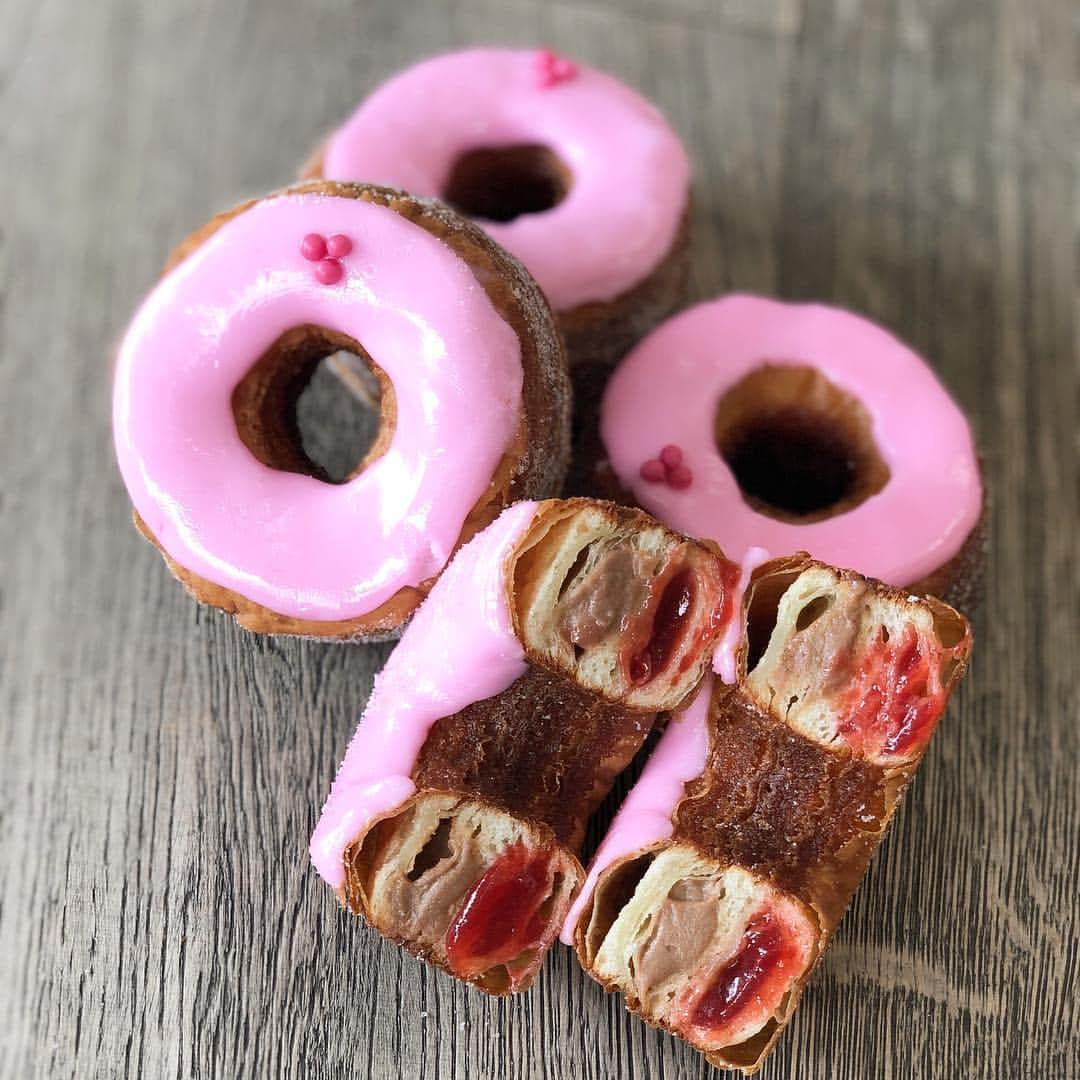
[557,545,655,650]
[379,827,489,946]
[629,877,725,1000]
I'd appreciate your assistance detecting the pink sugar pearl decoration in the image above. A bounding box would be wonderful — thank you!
[315,258,344,285]
[659,444,682,468]
[667,464,693,490]
[326,233,352,259]
[300,231,351,285]
[640,459,667,483]
[535,49,577,88]
[640,444,693,490]
[300,233,327,261]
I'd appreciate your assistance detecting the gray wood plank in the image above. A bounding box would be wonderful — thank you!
[1,0,1076,1077]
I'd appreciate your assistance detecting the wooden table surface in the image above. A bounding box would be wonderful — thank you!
[2,1,1077,1077]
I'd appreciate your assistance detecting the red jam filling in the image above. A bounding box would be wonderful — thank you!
[628,569,696,686]
[444,844,556,979]
[623,558,737,687]
[835,624,948,758]
[688,912,801,1041]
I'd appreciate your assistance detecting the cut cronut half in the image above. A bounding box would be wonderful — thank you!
[345,793,581,994]
[510,499,737,713]
[577,844,820,1073]
[742,555,972,767]
[573,559,972,1072]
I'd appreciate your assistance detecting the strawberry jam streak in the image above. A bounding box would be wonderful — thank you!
[444,844,555,980]
[688,912,800,1042]
[625,559,736,687]
[835,624,948,759]
[629,569,695,685]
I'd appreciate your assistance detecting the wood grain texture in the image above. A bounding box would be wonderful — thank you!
[1,1,1077,1077]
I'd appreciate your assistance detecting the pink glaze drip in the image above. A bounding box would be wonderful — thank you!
[320,48,690,312]
[113,193,523,621]
[601,294,982,588]
[561,674,713,945]
[712,546,770,685]
[310,502,538,889]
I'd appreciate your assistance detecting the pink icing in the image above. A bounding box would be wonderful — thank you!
[320,48,690,311]
[113,192,523,621]
[561,674,714,945]
[712,546,770,685]
[310,502,537,889]
[601,294,982,587]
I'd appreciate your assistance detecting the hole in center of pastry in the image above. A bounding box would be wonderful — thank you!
[407,817,455,882]
[443,144,571,223]
[714,364,889,521]
[794,594,833,632]
[232,325,395,484]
